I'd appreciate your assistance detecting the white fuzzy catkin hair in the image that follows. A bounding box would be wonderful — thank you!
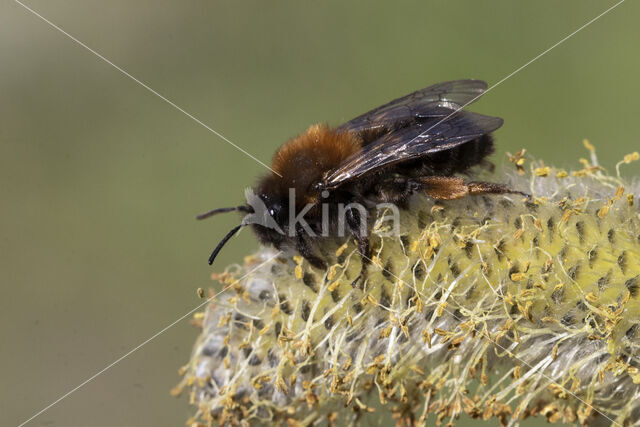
[175,146,640,426]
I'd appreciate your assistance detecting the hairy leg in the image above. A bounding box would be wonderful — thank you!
[295,223,327,270]
[415,176,528,200]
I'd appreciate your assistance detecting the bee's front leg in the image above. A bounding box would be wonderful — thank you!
[294,223,327,270]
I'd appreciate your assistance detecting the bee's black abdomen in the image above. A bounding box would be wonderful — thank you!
[396,134,495,177]
[431,134,495,175]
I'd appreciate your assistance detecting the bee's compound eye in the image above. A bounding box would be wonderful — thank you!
[268,201,282,218]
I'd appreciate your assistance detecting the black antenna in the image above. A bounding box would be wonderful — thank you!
[196,205,251,220]
[208,224,246,265]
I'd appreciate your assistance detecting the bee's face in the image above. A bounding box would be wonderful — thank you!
[245,191,287,247]
[250,200,284,249]
[266,200,282,222]
[254,172,292,227]
[257,193,283,223]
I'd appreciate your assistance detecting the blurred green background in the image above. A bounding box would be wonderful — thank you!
[1,1,638,425]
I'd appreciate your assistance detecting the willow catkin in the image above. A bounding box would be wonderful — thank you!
[175,147,640,426]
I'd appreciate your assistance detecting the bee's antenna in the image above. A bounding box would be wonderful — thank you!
[196,205,251,220]
[208,223,247,265]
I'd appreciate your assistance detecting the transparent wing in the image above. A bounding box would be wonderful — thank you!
[336,79,488,134]
[322,107,503,189]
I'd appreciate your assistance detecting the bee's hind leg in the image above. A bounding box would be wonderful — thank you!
[345,207,370,289]
[415,176,529,200]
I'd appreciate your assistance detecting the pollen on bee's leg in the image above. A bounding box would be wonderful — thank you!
[467,180,529,198]
[418,176,469,200]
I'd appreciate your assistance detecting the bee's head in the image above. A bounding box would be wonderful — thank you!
[249,177,290,245]
[258,193,286,223]
[197,173,306,266]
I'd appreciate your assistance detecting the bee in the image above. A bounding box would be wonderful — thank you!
[199,80,524,283]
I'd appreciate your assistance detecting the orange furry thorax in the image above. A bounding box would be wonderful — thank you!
[268,124,361,204]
